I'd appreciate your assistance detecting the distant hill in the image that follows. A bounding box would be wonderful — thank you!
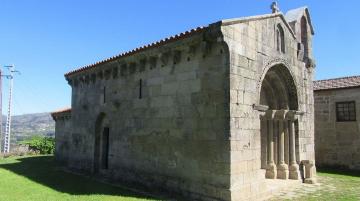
[1,113,55,144]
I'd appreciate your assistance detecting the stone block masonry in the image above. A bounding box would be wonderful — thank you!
[53,5,316,201]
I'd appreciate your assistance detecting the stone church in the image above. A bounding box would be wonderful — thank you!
[52,4,316,201]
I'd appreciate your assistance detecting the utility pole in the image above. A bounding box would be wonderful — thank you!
[0,69,2,153]
[2,65,19,153]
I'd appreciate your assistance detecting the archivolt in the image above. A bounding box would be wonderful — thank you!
[258,63,298,110]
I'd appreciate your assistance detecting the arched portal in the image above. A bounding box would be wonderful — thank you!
[259,64,301,180]
[94,113,110,173]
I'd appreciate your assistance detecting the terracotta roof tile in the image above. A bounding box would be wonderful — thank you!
[51,108,71,117]
[313,75,360,91]
[65,26,207,77]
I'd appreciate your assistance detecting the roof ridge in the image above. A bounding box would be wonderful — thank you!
[314,75,360,82]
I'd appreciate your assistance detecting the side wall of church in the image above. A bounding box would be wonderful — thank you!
[222,15,315,200]
[315,88,360,170]
[54,114,72,165]
[64,31,232,200]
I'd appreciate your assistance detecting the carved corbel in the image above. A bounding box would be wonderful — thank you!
[306,58,316,70]
[104,69,111,80]
[79,76,85,85]
[159,52,170,67]
[66,78,73,86]
[73,78,79,87]
[185,44,197,61]
[200,40,212,57]
[84,75,90,84]
[91,73,96,84]
[120,63,127,76]
[149,56,157,69]
[139,58,147,72]
[112,67,118,79]
[129,62,137,74]
[173,50,182,64]
[97,71,104,80]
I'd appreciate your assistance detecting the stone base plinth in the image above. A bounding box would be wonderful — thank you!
[266,163,277,179]
[305,177,317,184]
[289,164,301,180]
[277,163,289,179]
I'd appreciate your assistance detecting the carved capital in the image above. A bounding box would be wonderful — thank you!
[274,109,287,120]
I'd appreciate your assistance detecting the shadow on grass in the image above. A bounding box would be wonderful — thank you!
[317,166,360,177]
[0,155,158,199]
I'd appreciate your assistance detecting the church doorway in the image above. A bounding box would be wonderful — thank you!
[259,64,301,180]
[94,113,110,173]
[101,127,110,169]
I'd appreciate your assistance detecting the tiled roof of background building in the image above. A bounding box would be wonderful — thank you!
[313,75,360,91]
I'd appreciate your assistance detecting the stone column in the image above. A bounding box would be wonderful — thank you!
[273,119,278,164]
[288,111,301,180]
[276,110,288,179]
[284,119,289,165]
[265,110,277,179]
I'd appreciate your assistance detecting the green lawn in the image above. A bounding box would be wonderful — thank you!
[271,169,360,201]
[1,156,360,201]
[0,156,159,201]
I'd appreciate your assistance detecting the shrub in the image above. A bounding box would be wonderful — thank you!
[20,136,55,154]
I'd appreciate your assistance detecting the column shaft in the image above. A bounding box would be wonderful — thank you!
[277,112,288,180]
[267,119,274,163]
[265,117,277,179]
[289,120,300,180]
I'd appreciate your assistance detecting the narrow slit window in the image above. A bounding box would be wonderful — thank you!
[276,24,285,53]
[139,79,142,99]
[101,127,110,169]
[301,16,308,58]
[103,86,106,103]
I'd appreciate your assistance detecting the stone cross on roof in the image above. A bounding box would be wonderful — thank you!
[271,1,280,13]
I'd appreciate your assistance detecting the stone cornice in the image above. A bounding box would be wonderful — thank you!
[66,29,224,88]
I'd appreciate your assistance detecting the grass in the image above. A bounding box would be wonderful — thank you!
[1,156,360,201]
[271,169,360,201]
[0,155,159,201]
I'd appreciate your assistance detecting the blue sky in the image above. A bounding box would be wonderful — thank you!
[0,0,359,115]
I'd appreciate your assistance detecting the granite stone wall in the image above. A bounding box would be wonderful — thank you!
[315,88,360,170]
[222,13,315,200]
[53,112,71,165]
[64,28,232,200]
[54,7,316,201]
